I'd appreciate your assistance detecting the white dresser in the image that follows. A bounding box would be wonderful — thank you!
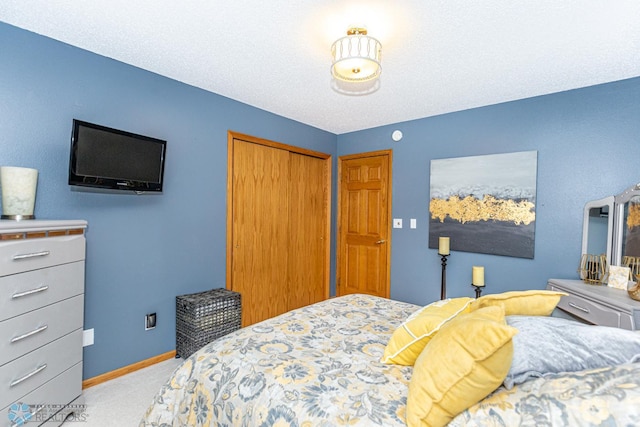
[547,278,640,330]
[0,220,87,426]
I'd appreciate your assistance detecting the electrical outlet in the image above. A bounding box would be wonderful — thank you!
[145,313,157,330]
[83,329,94,347]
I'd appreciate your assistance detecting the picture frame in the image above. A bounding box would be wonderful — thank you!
[429,151,538,259]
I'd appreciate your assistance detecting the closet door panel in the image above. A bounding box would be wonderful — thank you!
[288,153,328,310]
[231,139,290,326]
[228,131,331,328]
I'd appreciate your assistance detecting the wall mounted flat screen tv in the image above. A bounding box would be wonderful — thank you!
[69,119,166,193]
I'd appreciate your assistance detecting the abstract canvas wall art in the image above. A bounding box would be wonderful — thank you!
[429,151,538,259]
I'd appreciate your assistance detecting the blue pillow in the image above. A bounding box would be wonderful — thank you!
[504,315,640,389]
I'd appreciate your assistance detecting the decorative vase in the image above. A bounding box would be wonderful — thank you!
[629,276,640,302]
[0,166,38,220]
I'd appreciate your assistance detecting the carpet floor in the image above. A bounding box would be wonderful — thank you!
[82,357,183,426]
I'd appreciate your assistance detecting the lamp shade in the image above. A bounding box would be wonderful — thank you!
[331,28,382,82]
[0,166,38,220]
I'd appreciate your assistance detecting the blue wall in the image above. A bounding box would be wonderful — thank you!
[0,23,337,379]
[337,77,640,305]
[2,21,640,379]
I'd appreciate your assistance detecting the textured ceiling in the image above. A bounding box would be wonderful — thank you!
[1,1,640,134]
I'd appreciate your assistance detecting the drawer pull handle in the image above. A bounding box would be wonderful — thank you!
[11,325,48,343]
[10,363,47,387]
[12,250,50,261]
[569,302,590,313]
[12,285,49,299]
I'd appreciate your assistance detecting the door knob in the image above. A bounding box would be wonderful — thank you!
[376,239,386,244]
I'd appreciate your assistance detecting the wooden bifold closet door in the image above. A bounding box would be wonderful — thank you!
[226,132,331,326]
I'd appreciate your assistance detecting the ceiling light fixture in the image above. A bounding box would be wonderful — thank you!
[331,27,382,83]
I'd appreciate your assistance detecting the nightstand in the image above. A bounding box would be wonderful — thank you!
[547,278,640,330]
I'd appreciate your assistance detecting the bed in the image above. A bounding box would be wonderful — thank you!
[140,293,640,426]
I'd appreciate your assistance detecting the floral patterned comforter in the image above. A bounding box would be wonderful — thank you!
[140,294,418,426]
[141,294,640,426]
[449,362,640,426]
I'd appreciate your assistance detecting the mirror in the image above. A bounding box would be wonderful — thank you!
[613,183,640,270]
[582,196,614,266]
[581,182,640,284]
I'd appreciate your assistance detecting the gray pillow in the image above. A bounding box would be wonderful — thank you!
[504,315,640,389]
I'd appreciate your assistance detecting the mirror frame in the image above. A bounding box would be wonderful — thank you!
[612,182,640,266]
[582,196,615,266]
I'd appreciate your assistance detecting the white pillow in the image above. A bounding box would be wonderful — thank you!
[504,315,640,389]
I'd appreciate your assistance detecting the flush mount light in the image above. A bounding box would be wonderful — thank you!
[331,27,382,83]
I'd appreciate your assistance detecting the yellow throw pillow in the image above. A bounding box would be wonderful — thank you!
[381,297,472,365]
[406,306,517,427]
[469,290,566,316]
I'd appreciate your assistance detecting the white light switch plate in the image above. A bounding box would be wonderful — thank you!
[393,218,402,228]
[410,218,417,228]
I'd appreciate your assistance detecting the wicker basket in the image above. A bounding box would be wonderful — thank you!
[176,288,241,358]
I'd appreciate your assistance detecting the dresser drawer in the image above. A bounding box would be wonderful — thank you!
[548,279,640,330]
[0,262,84,322]
[0,295,84,366]
[0,235,85,277]
[1,362,82,427]
[555,292,622,328]
[0,329,82,410]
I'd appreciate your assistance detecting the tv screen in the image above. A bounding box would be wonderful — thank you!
[69,120,166,192]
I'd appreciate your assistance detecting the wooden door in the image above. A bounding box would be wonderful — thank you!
[230,139,290,326]
[337,150,392,298]
[227,132,331,326]
[288,153,329,310]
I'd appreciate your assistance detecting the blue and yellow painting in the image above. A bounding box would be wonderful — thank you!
[429,151,538,259]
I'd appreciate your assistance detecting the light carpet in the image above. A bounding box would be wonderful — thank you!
[82,357,183,426]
